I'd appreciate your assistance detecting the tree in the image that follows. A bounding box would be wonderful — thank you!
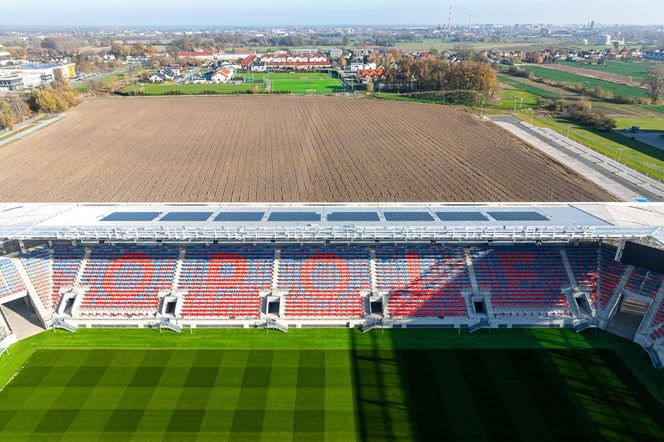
[645,64,664,104]
[29,89,59,113]
[0,99,15,130]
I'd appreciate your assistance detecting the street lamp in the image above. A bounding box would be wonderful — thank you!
[618,147,625,164]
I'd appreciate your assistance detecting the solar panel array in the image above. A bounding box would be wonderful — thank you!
[383,212,435,221]
[99,209,552,224]
[160,212,213,222]
[214,212,265,222]
[327,212,381,222]
[267,212,321,222]
[100,212,161,222]
[436,212,489,222]
[487,211,548,221]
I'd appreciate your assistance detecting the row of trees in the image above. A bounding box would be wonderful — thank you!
[378,56,501,101]
[0,95,31,131]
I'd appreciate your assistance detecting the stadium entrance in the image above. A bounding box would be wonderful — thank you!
[0,296,45,340]
[607,294,651,340]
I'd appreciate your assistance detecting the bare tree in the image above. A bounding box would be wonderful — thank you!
[645,64,664,104]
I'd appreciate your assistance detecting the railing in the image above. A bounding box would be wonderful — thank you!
[52,318,77,332]
[265,318,288,332]
[0,224,655,244]
[645,345,663,369]
[469,318,490,333]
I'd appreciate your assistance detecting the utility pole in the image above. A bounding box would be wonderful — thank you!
[448,4,453,34]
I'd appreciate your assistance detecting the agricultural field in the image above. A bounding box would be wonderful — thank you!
[141,83,262,95]
[392,38,559,52]
[559,60,657,82]
[498,74,579,100]
[521,65,647,99]
[0,96,614,202]
[0,329,662,441]
[236,72,344,94]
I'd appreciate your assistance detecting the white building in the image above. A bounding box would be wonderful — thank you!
[210,67,234,83]
[349,62,377,72]
[0,63,76,90]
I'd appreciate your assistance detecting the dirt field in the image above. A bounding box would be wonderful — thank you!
[0,96,615,202]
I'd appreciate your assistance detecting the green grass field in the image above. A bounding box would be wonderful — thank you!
[522,65,647,99]
[519,112,664,181]
[643,105,664,115]
[498,74,578,100]
[493,89,539,111]
[559,61,657,81]
[614,117,664,131]
[141,83,262,95]
[0,328,662,441]
[237,72,344,94]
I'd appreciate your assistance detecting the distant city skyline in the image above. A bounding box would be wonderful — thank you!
[2,0,663,26]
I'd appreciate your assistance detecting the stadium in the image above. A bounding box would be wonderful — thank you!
[0,93,662,441]
[0,199,663,439]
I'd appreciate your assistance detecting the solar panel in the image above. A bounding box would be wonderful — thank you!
[488,211,549,221]
[327,212,380,222]
[268,212,321,222]
[160,212,213,222]
[383,212,434,221]
[214,212,265,222]
[100,212,161,222]
[436,211,489,222]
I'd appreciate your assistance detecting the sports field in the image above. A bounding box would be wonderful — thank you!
[522,65,647,99]
[0,329,662,441]
[237,72,344,94]
[141,83,262,95]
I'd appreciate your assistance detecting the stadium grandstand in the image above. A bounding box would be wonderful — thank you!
[0,201,663,367]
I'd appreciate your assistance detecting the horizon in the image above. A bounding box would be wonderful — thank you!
[2,0,664,27]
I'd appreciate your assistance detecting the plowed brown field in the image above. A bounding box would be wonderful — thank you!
[0,96,614,202]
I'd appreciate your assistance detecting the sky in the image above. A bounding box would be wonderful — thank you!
[2,0,663,26]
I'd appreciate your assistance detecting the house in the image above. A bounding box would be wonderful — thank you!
[165,65,184,76]
[250,53,331,71]
[178,51,218,62]
[210,67,233,83]
[149,73,166,82]
[356,68,383,84]
[241,55,257,70]
[349,62,377,72]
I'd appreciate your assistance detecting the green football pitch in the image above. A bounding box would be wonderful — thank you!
[0,329,662,441]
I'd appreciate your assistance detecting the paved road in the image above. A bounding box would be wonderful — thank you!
[490,116,664,202]
[0,114,65,148]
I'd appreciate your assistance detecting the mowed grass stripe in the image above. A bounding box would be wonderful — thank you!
[509,350,587,440]
[546,349,664,440]
[457,350,521,439]
[230,350,274,436]
[261,350,299,439]
[399,350,454,440]
[166,350,222,434]
[294,350,325,435]
[428,350,487,439]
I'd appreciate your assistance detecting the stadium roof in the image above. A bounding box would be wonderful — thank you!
[0,202,662,244]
